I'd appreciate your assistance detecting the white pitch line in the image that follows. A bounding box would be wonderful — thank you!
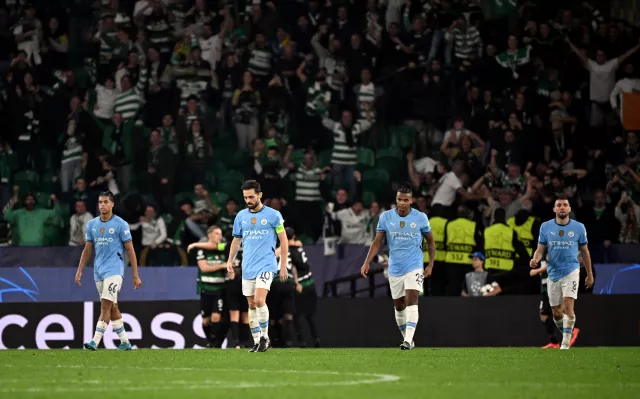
[0,366,400,393]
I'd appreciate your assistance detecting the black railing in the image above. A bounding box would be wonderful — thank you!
[323,267,390,298]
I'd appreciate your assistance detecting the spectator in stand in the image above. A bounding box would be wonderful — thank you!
[3,192,61,246]
[218,198,239,241]
[187,184,218,241]
[322,110,373,201]
[577,189,619,262]
[232,71,261,149]
[615,193,640,244]
[335,199,370,245]
[68,200,93,246]
[610,63,640,121]
[147,129,175,213]
[131,204,168,249]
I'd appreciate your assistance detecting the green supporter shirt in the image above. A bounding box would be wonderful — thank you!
[3,204,62,246]
[196,243,229,293]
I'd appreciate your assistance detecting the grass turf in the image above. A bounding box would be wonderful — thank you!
[1,348,639,398]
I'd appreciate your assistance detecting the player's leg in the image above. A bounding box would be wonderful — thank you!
[209,295,224,347]
[243,279,261,352]
[539,293,559,348]
[110,303,132,350]
[303,286,320,347]
[559,269,580,349]
[400,269,424,350]
[239,310,250,347]
[548,277,565,345]
[228,310,241,349]
[281,283,296,348]
[254,272,275,352]
[200,293,215,346]
[86,277,119,350]
[389,274,408,342]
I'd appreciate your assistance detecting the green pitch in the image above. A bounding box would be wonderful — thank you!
[1,348,639,398]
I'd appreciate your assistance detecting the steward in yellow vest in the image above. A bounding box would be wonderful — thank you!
[507,210,540,258]
[445,217,478,265]
[484,209,530,272]
[423,216,448,263]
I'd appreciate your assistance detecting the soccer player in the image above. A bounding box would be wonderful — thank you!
[226,245,251,349]
[226,180,288,353]
[530,196,593,350]
[75,191,141,351]
[361,185,436,350]
[285,227,320,348]
[187,226,230,348]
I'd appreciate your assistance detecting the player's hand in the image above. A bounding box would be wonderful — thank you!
[361,263,370,277]
[585,273,594,289]
[226,261,234,274]
[279,266,288,282]
[133,276,142,289]
[75,270,82,286]
[529,268,539,277]
[296,283,303,293]
[529,258,539,268]
[423,262,434,278]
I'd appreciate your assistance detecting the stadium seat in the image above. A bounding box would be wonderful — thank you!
[318,149,332,168]
[34,192,51,208]
[174,191,194,205]
[362,168,390,198]
[390,125,417,150]
[211,191,229,207]
[362,191,377,208]
[14,170,40,193]
[290,149,305,167]
[39,171,57,193]
[229,149,251,169]
[218,170,245,187]
[356,148,376,171]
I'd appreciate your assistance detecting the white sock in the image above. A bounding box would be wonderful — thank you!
[248,308,261,344]
[553,316,564,333]
[404,305,419,344]
[395,309,407,339]
[92,320,108,345]
[256,305,270,338]
[562,314,576,346]
[111,319,129,344]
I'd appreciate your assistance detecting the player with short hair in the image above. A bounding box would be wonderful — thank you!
[75,191,141,351]
[226,180,288,353]
[530,196,593,350]
[361,185,436,350]
[187,225,230,348]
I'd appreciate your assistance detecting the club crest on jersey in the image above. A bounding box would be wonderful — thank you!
[251,217,256,225]
[559,230,564,237]
[410,222,416,228]
[261,218,268,225]
[568,231,574,237]
[100,227,105,234]
[400,221,405,228]
[109,228,115,234]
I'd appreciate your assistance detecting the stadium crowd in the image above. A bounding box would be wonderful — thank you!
[0,1,638,297]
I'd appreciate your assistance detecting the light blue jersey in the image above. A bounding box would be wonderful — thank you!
[538,219,587,282]
[85,215,132,281]
[377,208,432,277]
[232,205,284,280]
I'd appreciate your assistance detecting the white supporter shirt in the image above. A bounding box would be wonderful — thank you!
[131,217,168,246]
[199,35,222,71]
[336,208,371,245]
[94,84,118,119]
[69,212,94,246]
[588,58,619,103]
[431,172,462,207]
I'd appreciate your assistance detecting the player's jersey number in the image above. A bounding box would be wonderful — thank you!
[258,272,272,283]
[108,283,118,294]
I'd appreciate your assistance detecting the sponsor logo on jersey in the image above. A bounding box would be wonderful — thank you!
[410,222,416,228]
[108,228,115,234]
[261,218,267,225]
[400,221,405,228]
[251,217,256,225]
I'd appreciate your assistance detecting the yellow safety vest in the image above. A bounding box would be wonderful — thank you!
[484,223,516,271]
[445,218,476,265]
[507,216,536,257]
[423,216,448,263]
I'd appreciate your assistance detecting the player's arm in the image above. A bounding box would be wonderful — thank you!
[530,261,548,276]
[530,243,546,267]
[124,240,142,289]
[423,232,436,277]
[227,237,242,272]
[75,240,93,286]
[187,241,217,253]
[361,231,385,277]
[578,225,594,288]
[277,228,289,282]
[197,259,227,273]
